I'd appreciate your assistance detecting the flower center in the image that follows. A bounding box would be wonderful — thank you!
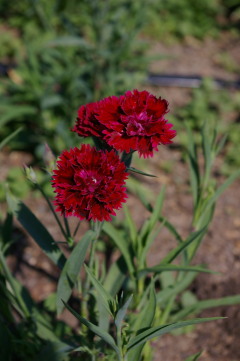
[124,112,151,136]
[74,170,101,193]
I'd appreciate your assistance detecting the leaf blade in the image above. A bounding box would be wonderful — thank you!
[56,230,96,314]
[127,317,225,351]
[7,196,66,269]
[160,227,206,265]
[84,264,114,317]
[63,301,120,356]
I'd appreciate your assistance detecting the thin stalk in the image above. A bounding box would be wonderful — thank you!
[136,277,144,305]
[159,294,175,325]
[81,221,103,319]
[35,183,68,241]
[117,325,123,360]
[73,220,81,237]
[63,216,71,239]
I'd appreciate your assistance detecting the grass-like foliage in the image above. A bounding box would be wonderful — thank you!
[1,96,240,360]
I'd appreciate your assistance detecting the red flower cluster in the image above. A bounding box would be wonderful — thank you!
[53,90,175,221]
[52,145,128,222]
[73,89,176,158]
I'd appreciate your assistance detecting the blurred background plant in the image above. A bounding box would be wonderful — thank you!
[1,100,240,361]
[0,0,150,159]
[1,0,240,360]
[168,79,240,175]
[0,0,239,162]
[146,0,240,41]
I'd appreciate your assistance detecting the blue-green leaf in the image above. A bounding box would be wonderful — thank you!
[57,230,96,314]
[63,301,120,357]
[160,227,206,265]
[184,351,202,361]
[85,264,114,317]
[138,264,218,278]
[7,195,66,269]
[172,294,240,322]
[103,223,134,274]
[127,167,157,178]
[115,294,133,329]
[128,284,156,361]
[0,127,23,150]
[127,318,225,352]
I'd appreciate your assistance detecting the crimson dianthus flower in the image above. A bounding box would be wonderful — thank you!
[52,145,128,222]
[72,102,104,138]
[96,90,176,158]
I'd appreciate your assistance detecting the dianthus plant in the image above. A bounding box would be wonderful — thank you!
[5,89,240,361]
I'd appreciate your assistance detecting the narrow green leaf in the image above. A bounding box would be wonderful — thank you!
[130,188,183,243]
[46,36,92,48]
[0,247,32,317]
[138,188,165,267]
[40,95,63,109]
[127,317,225,351]
[115,294,133,329]
[160,227,206,265]
[57,230,95,314]
[198,169,240,225]
[140,222,165,268]
[1,212,13,249]
[85,264,114,316]
[138,264,218,278]
[172,294,240,322]
[7,195,66,269]
[148,186,165,231]
[215,134,227,156]
[103,256,127,296]
[201,122,212,177]
[34,341,73,361]
[186,125,200,207]
[99,256,128,331]
[126,178,154,206]
[123,205,138,245]
[0,127,23,150]
[0,105,36,127]
[32,308,63,342]
[159,216,183,243]
[63,301,120,356]
[128,284,156,361]
[157,272,197,304]
[103,223,134,274]
[184,351,202,361]
[133,283,156,332]
[0,278,15,323]
[127,167,157,178]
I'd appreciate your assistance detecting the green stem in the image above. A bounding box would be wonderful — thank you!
[136,277,144,305]
[81,221,103,319]
[63,216,71,240]
[35,183,68,241]
[117,326,123,360]
[159,294,175,325]
[73,220,81,237]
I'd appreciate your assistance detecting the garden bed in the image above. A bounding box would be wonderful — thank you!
[1,26,240,361]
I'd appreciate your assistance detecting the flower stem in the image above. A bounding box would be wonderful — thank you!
[63,216,72,242]
[35,183,68,241]
[81,221,103,319]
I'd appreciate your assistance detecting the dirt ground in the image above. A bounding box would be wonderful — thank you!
[1,31,240,361]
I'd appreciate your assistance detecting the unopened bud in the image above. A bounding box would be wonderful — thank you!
[43,143,56,173]
[24,164,37,183]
